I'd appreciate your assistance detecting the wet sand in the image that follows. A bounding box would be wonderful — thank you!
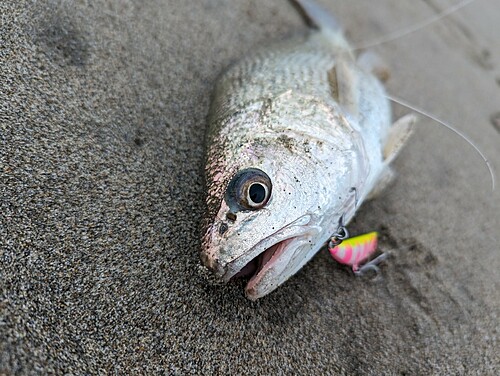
[1,0,499,374]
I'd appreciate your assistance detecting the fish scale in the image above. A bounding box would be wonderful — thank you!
[213,36,345,111]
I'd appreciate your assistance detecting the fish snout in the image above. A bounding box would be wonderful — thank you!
[200,250,215,269]
[200,249,225,278]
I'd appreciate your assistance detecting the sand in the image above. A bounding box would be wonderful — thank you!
[1,0,499,374]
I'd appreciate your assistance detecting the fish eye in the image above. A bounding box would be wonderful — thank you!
[225,168,272,211]
[248,182,268,206]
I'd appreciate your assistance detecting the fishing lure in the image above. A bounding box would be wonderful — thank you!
[328,232,387,275]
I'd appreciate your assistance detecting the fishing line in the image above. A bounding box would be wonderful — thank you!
[386,94,496,191]
[352,0,477,50]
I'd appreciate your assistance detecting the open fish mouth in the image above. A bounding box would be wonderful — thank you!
[230,237,298,289]
[221,215,319,297]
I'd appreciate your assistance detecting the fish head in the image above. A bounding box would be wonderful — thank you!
[201,112,357,300]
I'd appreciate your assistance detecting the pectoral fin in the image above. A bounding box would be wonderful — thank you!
[367,166,395,200]
[368,114,417,199]
[328,60,360,118]
[383,114,417,164]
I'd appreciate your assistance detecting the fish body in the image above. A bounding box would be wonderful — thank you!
[201,0,412,300]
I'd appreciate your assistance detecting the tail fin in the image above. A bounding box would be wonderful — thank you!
[289,0,341,32]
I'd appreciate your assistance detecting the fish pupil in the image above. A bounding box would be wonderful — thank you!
[249,183,266,204]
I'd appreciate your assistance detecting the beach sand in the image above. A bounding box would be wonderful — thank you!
[1,0,499,374]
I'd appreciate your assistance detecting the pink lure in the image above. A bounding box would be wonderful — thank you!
[328,232,379,273]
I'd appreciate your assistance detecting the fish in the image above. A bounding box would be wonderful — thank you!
[200,0,419,300]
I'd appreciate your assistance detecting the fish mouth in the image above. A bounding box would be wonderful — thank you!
[230,237,297,291]
[222,215,319,298]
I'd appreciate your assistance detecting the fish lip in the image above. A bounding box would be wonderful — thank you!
[221,214,315,282]
[244,236,307,299]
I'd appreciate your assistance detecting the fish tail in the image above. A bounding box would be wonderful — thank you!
[289,0,341,32]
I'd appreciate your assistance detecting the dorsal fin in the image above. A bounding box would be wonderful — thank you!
[289,0,341,31]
